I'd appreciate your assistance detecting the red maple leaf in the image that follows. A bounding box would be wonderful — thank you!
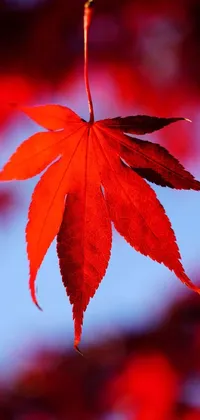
[0,0,200,351]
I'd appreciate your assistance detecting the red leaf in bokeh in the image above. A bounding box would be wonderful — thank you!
[0,0,199,349]
[0,102,199,348]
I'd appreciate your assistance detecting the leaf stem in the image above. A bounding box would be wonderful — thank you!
[84,0,94,123]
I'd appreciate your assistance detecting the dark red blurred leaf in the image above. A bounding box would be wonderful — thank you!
[0,189,16,221]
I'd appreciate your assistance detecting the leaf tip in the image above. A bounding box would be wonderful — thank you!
[29,274,43,311]
[74,344,84,357]
[180,270,200,294]
[85,0,94,8]
[184,118,192,123]
[35,301,43,311]
[32,295,43,311]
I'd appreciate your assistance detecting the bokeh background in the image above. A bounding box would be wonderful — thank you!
[0,0,200,418]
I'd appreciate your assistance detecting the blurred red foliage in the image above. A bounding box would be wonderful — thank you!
[106,353,178,419]
[0,188,16,221]
[1,292,200,419]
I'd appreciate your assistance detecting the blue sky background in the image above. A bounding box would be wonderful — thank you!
[0,77,200,381]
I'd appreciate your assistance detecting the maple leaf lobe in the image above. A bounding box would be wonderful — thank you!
[97,122,200,191]
[22,104,82,130]
[100,115,188,135]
